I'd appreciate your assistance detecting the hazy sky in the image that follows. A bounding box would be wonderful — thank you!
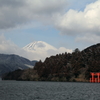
[0,0,99,60]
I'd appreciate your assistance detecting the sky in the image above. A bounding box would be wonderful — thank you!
[0,0,100,61]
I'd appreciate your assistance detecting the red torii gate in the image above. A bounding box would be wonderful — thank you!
[90,72,100,83]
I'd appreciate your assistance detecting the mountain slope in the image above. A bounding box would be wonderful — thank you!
[0,54,37,76]
[23,41,72,61]
[23,41,57,51]
[3,43,100,82]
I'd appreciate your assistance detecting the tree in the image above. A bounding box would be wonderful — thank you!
[73,48,80,54]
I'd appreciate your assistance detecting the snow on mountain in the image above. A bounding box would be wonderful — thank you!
[23,41,57,51]
[23,41,72,61]
[0,54,37,76]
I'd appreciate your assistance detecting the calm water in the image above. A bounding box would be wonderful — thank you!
[0,81,100,100]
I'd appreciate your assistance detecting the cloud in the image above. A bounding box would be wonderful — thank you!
[0,34,18,54]
[1,0,100,46]
[0,34,72,61]
[0,34,37,61]
[58,47,72,53]
[55,0,100,43]
[0,34,29,57]
[37,43,46,48]
[25,47,72,61]
[76,33,100,43]
[0,0,67,30]
[1,0,100,45]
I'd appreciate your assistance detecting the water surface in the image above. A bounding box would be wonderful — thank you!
[0,81,100,100]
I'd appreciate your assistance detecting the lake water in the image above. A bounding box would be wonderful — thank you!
[0,81,100,100]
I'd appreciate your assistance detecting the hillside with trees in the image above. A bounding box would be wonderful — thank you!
[2,43,100,82]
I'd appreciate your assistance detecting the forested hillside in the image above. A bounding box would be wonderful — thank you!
[3,43,100,82]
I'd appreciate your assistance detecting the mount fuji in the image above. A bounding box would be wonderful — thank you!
[23,41,72,61]
[23,41,57,52]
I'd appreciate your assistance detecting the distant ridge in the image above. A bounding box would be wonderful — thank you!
[0,54,37,76]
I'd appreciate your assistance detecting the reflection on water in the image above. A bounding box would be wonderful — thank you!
[0,81,100,100]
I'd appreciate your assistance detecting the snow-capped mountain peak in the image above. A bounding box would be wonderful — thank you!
[23,41,57,51]
[23,41,72,61]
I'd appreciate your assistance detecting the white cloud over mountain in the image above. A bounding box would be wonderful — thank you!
[0,35,72,61]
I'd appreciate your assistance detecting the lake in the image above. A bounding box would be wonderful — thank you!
[0,81,100,100]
